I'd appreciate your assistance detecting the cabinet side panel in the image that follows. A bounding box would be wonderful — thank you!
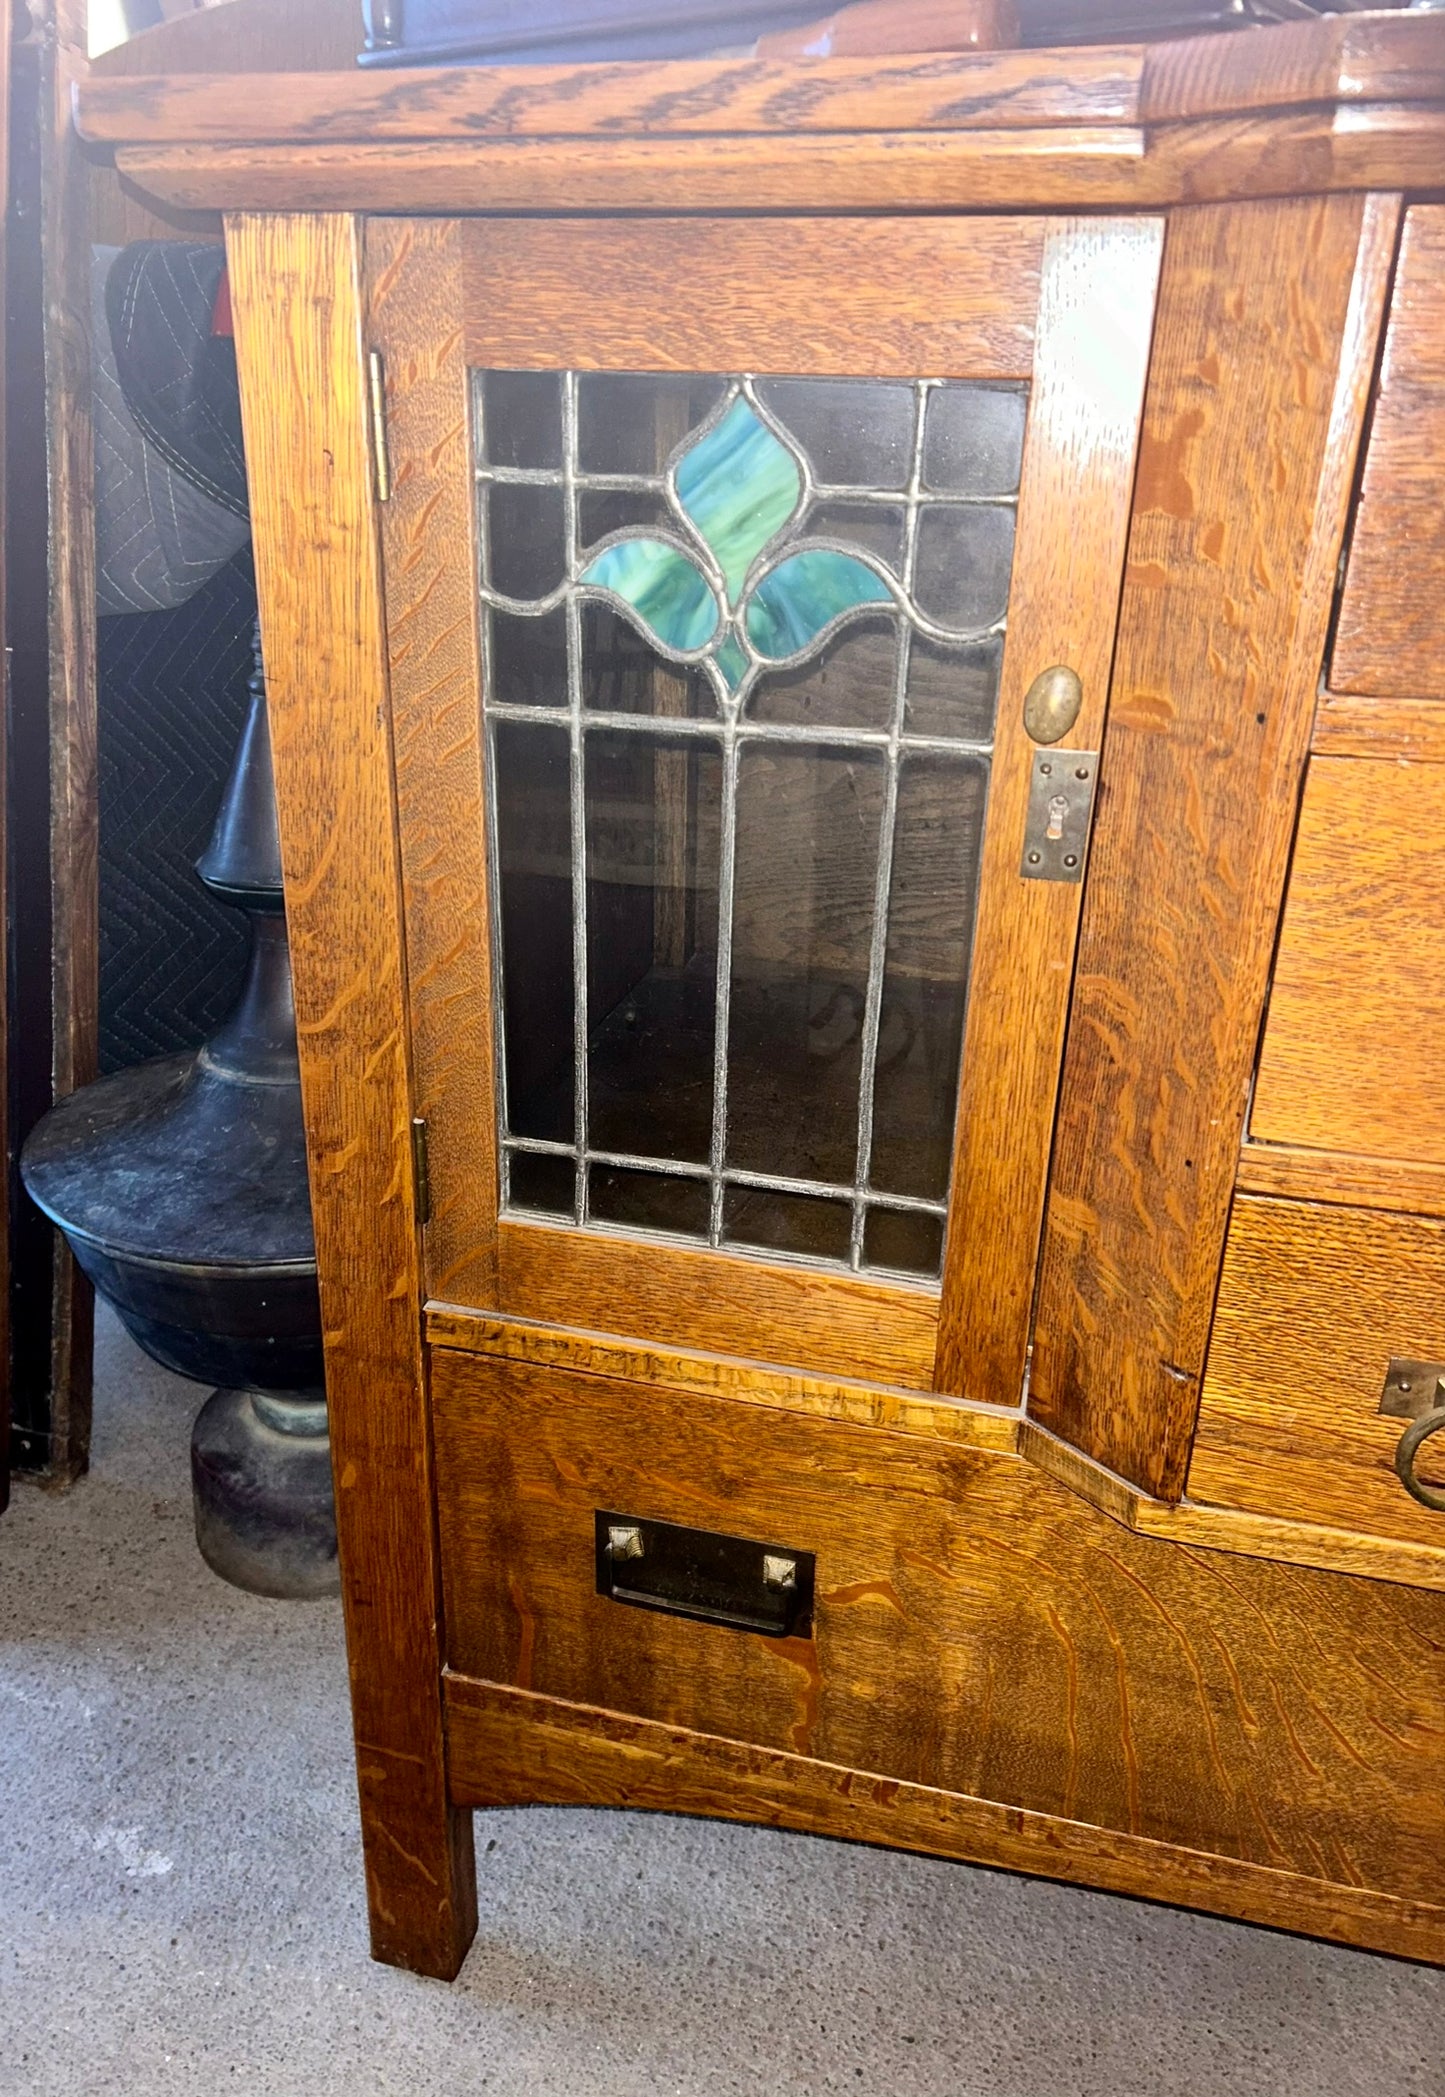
[227,211,476,1981]
[1029,193,1399,1499]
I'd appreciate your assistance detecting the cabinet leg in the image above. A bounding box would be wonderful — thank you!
[357,1761,477,1980]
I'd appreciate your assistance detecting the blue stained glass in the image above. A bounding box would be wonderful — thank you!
[745,550,893,662]
[673,398,802,605]
[579,539,718,654]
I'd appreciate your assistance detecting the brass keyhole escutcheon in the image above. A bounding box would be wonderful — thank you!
[1024,665,1084,746]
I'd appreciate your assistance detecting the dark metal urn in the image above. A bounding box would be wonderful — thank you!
[22,635,337,1599]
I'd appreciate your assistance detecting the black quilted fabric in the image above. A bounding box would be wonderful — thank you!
[97,553,258,1074]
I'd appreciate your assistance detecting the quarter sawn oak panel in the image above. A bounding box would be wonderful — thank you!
[1028,193,1398,1500]
[1252,758,1445,1166]
[432,1349,1445,1911]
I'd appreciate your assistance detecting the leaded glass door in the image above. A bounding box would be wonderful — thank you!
[370,215,1162,1404]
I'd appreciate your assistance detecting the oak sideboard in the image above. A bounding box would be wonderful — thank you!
[78,7,1445,1977]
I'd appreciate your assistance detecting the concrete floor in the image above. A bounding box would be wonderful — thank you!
[1,1308,1442,2097]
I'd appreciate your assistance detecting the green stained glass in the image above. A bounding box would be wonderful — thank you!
[579,538,718,654]
[745,550,893,662]
[714,635,750,693]
[672,398,801,605]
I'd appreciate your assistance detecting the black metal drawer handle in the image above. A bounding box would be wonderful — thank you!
[1395,1405,1445,1514]
[595,1510,815,1639]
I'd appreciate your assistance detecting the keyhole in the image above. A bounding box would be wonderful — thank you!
[1045,793,1069,842]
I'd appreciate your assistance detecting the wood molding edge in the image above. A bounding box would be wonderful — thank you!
[1020,1418,1445,1592]
[443,1676,1445,1965]
[425,1304,1022,1454]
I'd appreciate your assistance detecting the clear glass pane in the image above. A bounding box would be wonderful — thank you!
[583,604,716,720]
[864,1208,944,1278]
[577,373,726,476]
[727,745,884,1185]
[923,382,1027,497]
[868,754,988,1201]
[590,1165,710,1238]
[579,487,675,546]
[905,633,1005,744]
[493,721,574,1144]
[723,1187,852,1264]
[754,378,915,490]
[489,606,568,708]
[748,618,897,733]
[806,500,907,570]
[485,482,566,601]
[913,504,1016,632]
[508,1150,574,1217]
[585,733,721,1165]
[481,371,563,470]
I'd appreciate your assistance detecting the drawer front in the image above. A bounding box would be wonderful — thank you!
[1192,1195,1445,1549]
[430,1346,1445,1902]
[1333,205,1445,700]
[1251,757,1445,1164]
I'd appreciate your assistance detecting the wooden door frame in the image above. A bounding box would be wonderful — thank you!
[368,210,1160,1399]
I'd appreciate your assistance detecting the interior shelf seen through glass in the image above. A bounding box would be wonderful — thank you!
[475,370,1026,1280]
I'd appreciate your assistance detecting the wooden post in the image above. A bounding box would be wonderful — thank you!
[226,211,477,1979]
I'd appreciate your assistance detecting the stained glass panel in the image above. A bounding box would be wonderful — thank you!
[476,369,1026,1278]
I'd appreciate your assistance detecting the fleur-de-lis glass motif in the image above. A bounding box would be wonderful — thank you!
[575,387,928,700]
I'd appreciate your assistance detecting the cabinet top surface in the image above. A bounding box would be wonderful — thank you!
[75,10,1445,217]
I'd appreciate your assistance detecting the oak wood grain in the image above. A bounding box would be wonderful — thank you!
[1141,9,1445,124]
[1238,1140,1445,1220]
[1252,758,1445,1166]
[496,1221,940,1391]
[79,46,1145,140]
[443,1679,1445,1965]
[1134,1498,1445,1598]
[226,212,476,1981]
[1021,1416,1445,1593]
[1028,193,1399,1501]
[365,221,498,1310]
[92,100,1445,220]
[459,216,1044,380]
[430,1348,1445,1914]
[1312,691,1445,761]
[74,9,1445,146]
[1334,207,1445,700]
[935,215,1161,1406]
[425,1303,1021,1451]
[1191,1195,1445,1554]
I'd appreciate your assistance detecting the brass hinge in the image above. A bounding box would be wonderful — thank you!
[367,348,392,503]
[411,1116,431,1227]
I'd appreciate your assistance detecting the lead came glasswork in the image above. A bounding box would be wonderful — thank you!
[476,368,1027,1277]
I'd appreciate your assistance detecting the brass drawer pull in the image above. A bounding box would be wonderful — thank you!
[1395,1406,1445,1514]
[595,1510,814,1639]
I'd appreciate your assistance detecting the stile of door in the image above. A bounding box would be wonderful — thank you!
[368,213,1161,1402]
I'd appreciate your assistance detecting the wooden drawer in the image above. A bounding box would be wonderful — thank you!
[1333,205,1445,701]
[1251,757,1445,1163]
[430,1346,1445,1904]
[1191,1194,1445,1550]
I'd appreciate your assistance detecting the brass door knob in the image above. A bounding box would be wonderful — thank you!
[1395,1404,1445,1513]
[1023,665,1084,745]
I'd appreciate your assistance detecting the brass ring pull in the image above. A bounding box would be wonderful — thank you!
[1395,1404,1445,1513]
